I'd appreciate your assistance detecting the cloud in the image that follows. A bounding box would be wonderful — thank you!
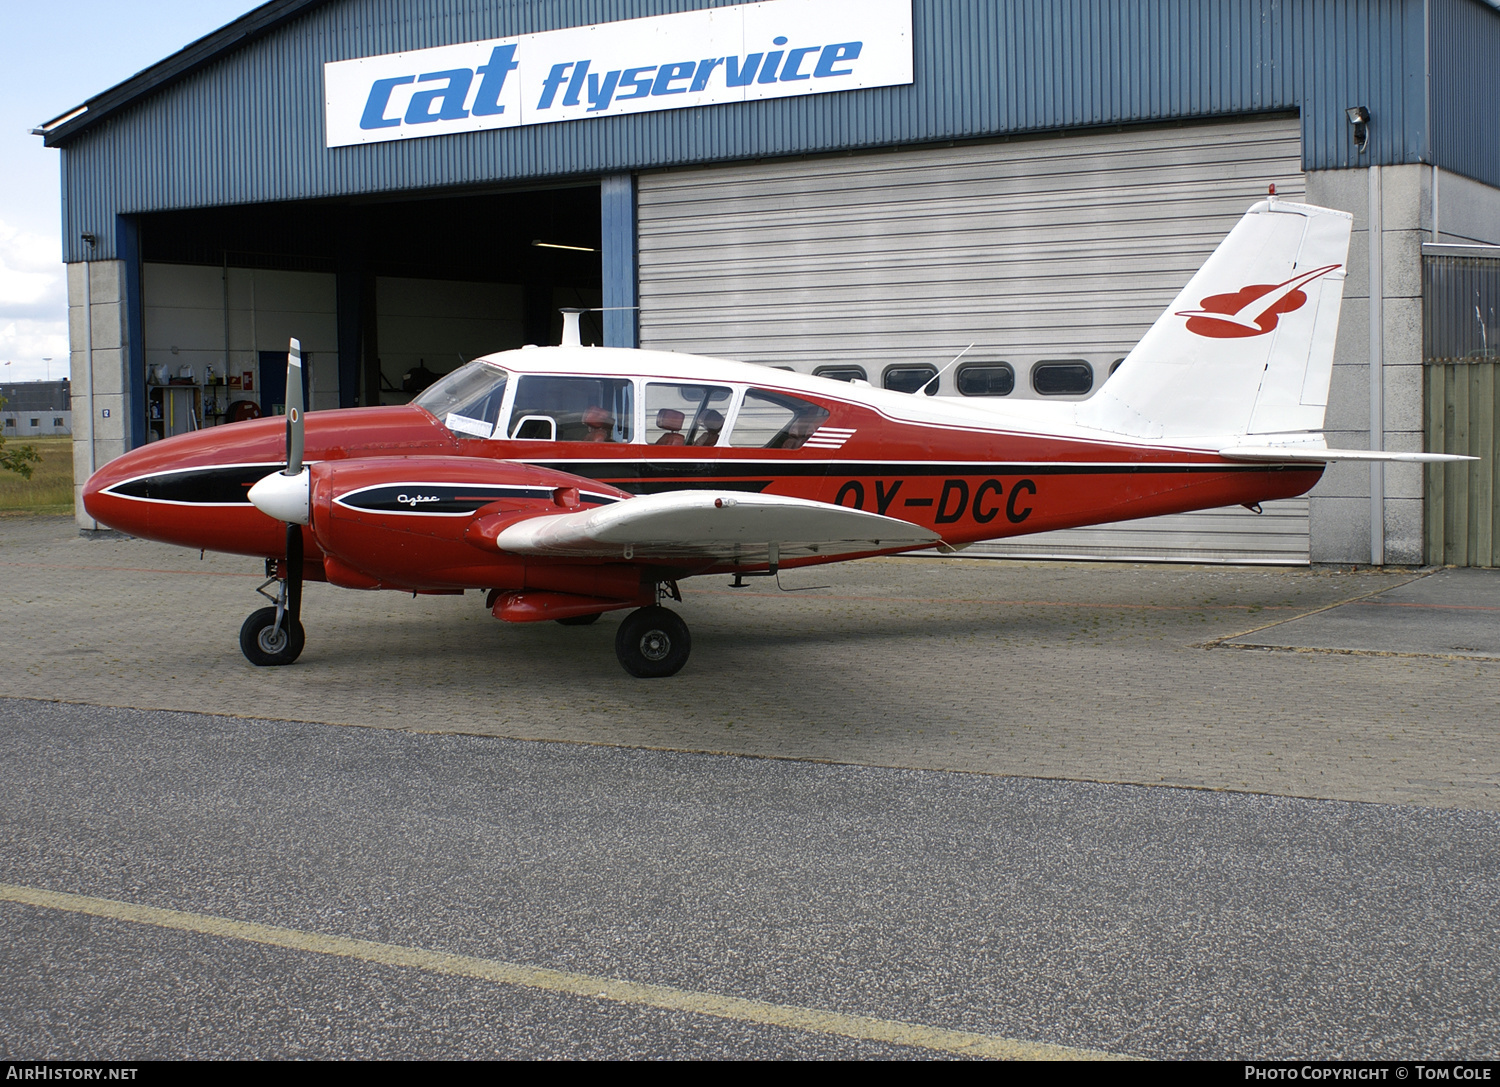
[0,219,65,317]
[0,320,69,382]
[0,218,67,380]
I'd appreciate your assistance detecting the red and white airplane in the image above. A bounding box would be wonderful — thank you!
[82,195,1463,677]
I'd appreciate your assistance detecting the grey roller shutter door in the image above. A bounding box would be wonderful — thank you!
[637,117,1310,564]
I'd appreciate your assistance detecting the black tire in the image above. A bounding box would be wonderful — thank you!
[239,606,306,666]
[555,612,603,626]
[614,606,691,678]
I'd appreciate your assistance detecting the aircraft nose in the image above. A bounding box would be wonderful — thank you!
[81,444,150,532]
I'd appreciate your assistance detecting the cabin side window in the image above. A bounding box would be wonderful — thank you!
[645,383,734,446]
[413,361,510,438]
[507,375,635,442]
[729,390,831,449]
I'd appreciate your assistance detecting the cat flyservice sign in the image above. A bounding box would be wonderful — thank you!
[324,0,914,148]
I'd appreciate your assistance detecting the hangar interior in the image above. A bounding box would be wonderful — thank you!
[136,185,602,433]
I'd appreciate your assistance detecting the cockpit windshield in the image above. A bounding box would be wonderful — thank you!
[414,360,510,438]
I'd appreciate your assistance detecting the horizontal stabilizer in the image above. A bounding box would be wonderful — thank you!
[1219,446,1476,464]
[494,490,939,563]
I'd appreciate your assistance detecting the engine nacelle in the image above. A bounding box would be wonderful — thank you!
[307,456,635,593]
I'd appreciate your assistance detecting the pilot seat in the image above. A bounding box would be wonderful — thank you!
[655,409,687,445]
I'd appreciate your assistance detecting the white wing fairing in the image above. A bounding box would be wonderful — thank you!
[492,489,940,563]
[1219,446,1474,464]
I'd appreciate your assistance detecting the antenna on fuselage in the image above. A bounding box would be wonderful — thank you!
[556,306,641,348]
[919,343,976,395]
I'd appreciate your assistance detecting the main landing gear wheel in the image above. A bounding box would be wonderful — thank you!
[555,612,602,626]
[240,606,306,666]
[614,606,691,678]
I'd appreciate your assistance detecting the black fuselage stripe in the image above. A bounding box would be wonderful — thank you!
[536,461,1312,480]
[106,459,1314,506]
[107,464,285,504]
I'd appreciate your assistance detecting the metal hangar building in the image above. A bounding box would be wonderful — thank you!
[41,0,1500,566]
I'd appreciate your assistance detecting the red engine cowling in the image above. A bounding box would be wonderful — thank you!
[307,456,644,609]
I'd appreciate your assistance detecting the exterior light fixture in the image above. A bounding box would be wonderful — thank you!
[1345,106,1370,153]
[531,239,597,252]
[80,232,97,246]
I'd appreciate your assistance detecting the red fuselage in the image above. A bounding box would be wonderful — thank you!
[84,391,1321,596]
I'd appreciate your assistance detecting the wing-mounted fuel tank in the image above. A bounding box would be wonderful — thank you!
[301,455,641,597]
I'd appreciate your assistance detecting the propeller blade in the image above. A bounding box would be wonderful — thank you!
[285,521,303,626]
[285,337,305,476]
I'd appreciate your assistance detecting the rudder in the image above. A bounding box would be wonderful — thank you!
[1076,198,1353,442]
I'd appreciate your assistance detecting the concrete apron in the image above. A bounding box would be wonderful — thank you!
[2,515,1496,811]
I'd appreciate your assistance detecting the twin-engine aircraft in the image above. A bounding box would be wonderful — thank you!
[83,195,1465,677]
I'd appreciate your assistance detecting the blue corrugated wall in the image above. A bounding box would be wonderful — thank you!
[54,0,1496,262]
[1429,0,1500,189]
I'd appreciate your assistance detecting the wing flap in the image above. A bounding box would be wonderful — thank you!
[493,490,940,562]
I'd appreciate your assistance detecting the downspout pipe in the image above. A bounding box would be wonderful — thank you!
[1369,165,1385,566]
[81,262,96,528]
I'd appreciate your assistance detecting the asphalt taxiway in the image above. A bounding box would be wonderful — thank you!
[1,516,1496,1058]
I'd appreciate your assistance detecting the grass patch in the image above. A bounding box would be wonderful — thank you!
[0,436,75,515]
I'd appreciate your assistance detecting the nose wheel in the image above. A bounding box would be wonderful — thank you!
[240,606,306,666]
[614,606,691,678]
[242,525,306,667]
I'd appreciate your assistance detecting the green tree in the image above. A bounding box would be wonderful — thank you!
[0,397,42,479]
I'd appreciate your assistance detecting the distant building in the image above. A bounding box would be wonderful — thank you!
[1,379,72,437]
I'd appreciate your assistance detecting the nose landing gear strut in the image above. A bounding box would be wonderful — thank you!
[240,525,306,666]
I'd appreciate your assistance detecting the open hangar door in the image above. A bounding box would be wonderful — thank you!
[136,184,602,435]
[637,117,1313,564]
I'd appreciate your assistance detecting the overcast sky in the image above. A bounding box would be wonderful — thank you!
[0,0,257,382]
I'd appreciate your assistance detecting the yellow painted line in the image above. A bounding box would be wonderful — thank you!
[1,880,1131,1061]
[1202,571,1430,648]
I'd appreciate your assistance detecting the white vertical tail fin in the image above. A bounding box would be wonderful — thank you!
[1076,199,1353,442]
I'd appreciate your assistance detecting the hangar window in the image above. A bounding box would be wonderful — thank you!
[508,375,634,442]
[415,360,511,438]
[3,419,12,427]
[814,366,867,383]
[646,383,733,446]
[956,364,1015,397]
[53,418,64,427]
[1031,361,1093,396]
[883,365,939,396]
[29,419,39,428]
[731,390,830,449]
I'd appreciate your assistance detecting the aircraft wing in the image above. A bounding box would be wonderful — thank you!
[492,490,940,563]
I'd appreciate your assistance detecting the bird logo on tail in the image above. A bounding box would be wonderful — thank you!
[1176,264,1341,339]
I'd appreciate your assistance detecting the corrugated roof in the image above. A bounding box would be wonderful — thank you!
[37,0,331,147]
[43,0,1500,265]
